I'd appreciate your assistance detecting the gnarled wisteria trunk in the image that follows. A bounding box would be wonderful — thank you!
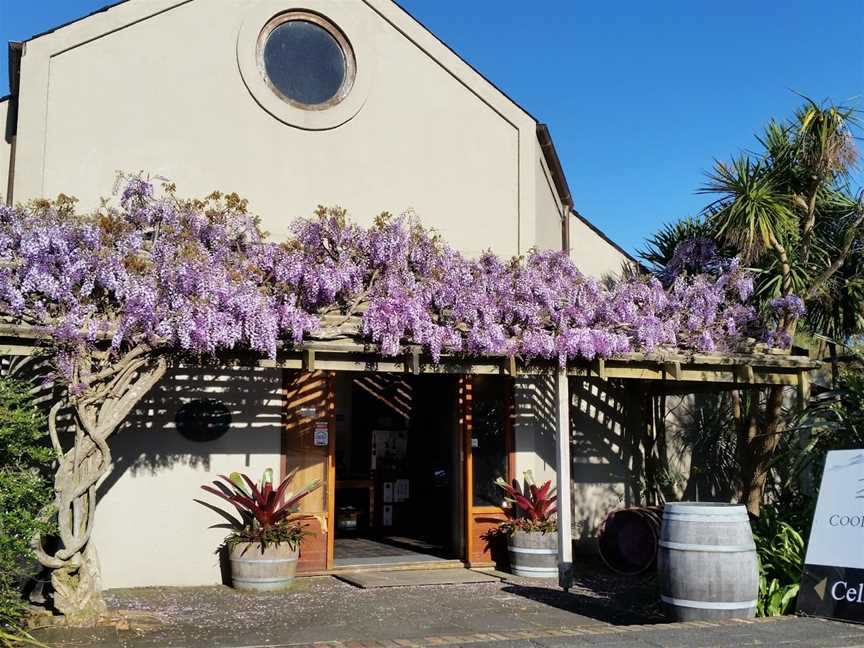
[32,346,167,625]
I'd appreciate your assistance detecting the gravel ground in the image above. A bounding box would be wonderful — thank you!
[25,563,670,647]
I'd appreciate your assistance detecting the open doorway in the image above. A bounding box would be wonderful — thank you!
[332,373,462,567]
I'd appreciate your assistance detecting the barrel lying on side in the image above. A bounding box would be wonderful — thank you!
[597,506,662,575]
[657,502,758,621]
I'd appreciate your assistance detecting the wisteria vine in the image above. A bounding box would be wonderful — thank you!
[0,179,795,379]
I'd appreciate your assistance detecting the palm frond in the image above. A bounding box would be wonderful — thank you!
[700,156,796,261]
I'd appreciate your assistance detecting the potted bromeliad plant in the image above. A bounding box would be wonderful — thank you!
[197,467,320,591]
[495,471,558,578]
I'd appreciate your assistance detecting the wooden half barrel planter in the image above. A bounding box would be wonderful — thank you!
[508,530,558,578]
[657,502,758,621]
[229,542,299,592]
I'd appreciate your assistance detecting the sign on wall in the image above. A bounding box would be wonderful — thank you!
[798,449,864,622]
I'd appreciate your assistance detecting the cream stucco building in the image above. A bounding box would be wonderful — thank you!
[2,0,638,588]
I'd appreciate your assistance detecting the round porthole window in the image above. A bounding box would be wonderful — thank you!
[257,12,355,110]
[175,398,232,443]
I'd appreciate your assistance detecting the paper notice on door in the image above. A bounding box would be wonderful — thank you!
[382,481,394,503]
[395,479,409,502]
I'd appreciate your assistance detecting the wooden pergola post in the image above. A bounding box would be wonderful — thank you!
[555,367,574,591]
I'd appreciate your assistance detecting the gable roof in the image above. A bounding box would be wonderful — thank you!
[4,0,628,252]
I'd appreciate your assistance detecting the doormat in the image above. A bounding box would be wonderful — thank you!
[336,568,499,589]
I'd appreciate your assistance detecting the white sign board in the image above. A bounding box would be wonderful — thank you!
[798,449,864,621]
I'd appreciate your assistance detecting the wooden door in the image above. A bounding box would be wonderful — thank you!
[461,375,514,566]
[282,370,336,573]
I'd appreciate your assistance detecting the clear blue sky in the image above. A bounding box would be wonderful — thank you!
[1,0,862,256]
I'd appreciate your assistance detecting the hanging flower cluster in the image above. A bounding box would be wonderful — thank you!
[0,180,787,379]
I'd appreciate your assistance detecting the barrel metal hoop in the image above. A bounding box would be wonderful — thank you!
[658,540,755,553]
[512,565,558,573]
[232,576,295,584]
[664,505,748,516]
[662,513,749,523]
[661,595,756,610]
[509,547,557,555]
[229,557,298,564]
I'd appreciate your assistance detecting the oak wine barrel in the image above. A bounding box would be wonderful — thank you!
[229,542,299,592]
[507,529,558,578]
[597,506,662,575]
[657,502,758,620]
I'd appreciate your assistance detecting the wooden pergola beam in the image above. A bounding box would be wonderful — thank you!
[0,324,820,384]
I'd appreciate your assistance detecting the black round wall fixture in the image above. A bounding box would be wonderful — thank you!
[176,398,232,443]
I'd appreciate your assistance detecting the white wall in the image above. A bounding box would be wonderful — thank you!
[93,366,283,589]
[12,0,542,258]
[568,212,632,279]
[534,146,564,252]
[513,376,558,487]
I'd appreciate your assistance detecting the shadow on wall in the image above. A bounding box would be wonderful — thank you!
[96,365,283,504]
[514,374,558,479]
[569,378,638,550]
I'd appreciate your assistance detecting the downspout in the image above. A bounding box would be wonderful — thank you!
[536,124,573,253]
[5,42,23,206]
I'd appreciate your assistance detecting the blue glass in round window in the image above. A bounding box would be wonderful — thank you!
[262,19,349,107]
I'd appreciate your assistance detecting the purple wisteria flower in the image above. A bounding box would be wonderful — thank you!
[0,180,789,382]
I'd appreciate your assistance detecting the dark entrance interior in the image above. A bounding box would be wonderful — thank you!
[333,373,461,566]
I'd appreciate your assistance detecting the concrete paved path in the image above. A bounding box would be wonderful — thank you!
[28,568,864,647]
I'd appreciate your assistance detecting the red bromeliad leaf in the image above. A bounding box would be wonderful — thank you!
[275,467,300,506]
[535,481,552,503]
[282,480,321,511]
[512,493,538,520]
[240,473,266,508]
[510,479,524,497]
[201,484,235,504]
[200,468,321,533]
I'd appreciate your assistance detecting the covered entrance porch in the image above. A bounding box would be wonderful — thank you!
[282,368,515,574]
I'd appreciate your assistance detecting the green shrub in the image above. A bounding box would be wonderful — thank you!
[751,505,805,617]
[0,378,55,632]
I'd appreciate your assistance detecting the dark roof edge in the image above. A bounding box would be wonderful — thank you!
[0,95,9,103]
[389,0,538,123]
[536,123,572,211]
[571,208,638,264]
[536,123,635,265]
[8,42,22,96]
[24,1,130,43]
[6,42,22,140]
